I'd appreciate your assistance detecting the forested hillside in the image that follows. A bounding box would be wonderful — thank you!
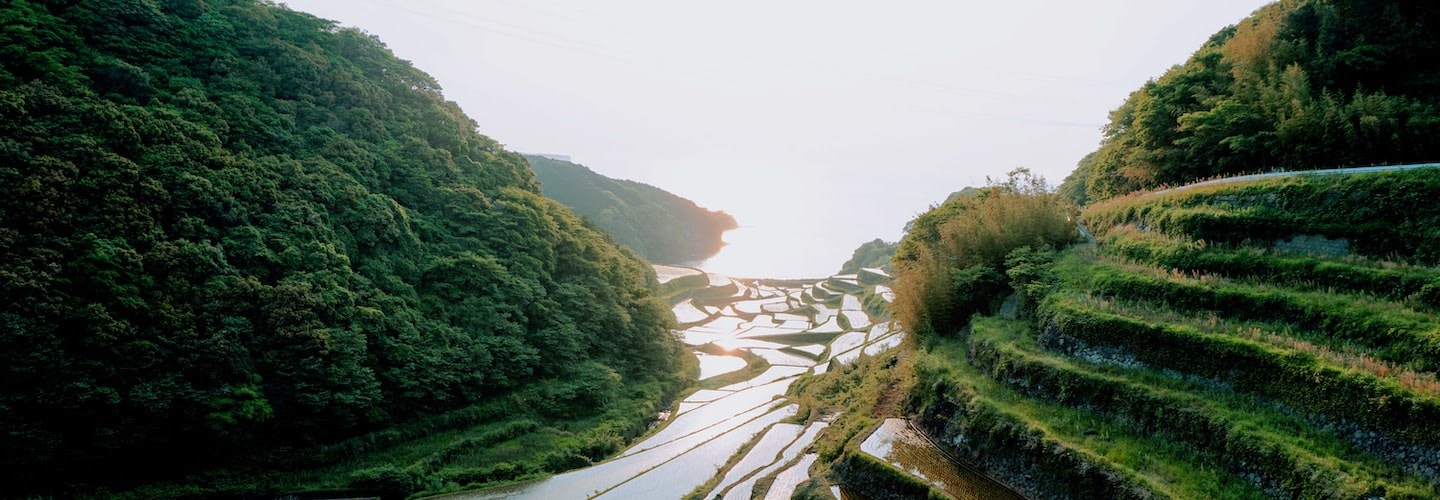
[526,155,737,264]
[0,0,684,494]
[1062,0,1440,204]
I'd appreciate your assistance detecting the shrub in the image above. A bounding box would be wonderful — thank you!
[347,464,420,493]
[433,462,527,487]
[1414,282,1440,310]
[1004,246,1057,318]
[892,169,1076,336]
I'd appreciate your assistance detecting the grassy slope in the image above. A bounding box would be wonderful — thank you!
[887,171,1440,498]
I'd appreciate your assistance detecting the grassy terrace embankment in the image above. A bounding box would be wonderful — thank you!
[887,170,1440,498]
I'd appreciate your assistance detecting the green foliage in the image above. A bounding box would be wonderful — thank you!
[1062,0,1440,202]
[1418,283,1440,310]
[1038,296,1440,446]
[837,238,897,275]
[126,374,682,497]
[908,338,1191,500]
[789,350,909,464]
[891,169,1076,336]
[1102,225,1440,308]
[526,155,737,264]
[780,348,929,498]
[1070,257,1440,372]
[946,264,1007,317]
[0,0,683,494]
[967,316,1434,498]
[1083,169,1440,264]
[1003,246,1056,318]
[347,465,420,493]
[889,167,1440,496]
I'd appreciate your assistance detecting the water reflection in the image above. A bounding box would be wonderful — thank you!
[455,269,908,499]
[860,418,1022,500]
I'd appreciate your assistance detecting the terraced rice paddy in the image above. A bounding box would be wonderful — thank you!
[696,353,746,380]
[841,310,871,329]
[456,268,905,499]
[874,284,895,302]
[861,267,890,279]
[672,299,712,324]
[860,419,1021,500]
[896,172,1440,498]
[655,265,704,284]
[706,423,803,497]
[714,422,830,500]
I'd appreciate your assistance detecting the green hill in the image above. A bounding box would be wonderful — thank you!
[814,169,1440,498]
[836,238,897,275]
[525,155,737,264]
[0,0,684,495]
[1062,0,1440,205]
[797,0,1440,494]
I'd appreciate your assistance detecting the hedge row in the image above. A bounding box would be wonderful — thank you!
[1039,298,1440,447]
[967,321,1431,498]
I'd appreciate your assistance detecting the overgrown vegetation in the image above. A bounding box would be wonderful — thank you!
[844,2,1440,496]
[526,155,737,264]
[781,345,924,497]
[885,168,1440,496]
[910,331,1268,499]
[889,169,1076,337]
[0,1,685,495]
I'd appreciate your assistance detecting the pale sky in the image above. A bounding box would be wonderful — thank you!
[283,0,1271,278]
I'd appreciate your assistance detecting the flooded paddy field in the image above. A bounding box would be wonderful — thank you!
[452,267,910,499]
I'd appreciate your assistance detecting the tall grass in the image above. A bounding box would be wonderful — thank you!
[891,172,1075,337]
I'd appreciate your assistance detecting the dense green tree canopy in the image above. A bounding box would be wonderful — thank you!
[1062,0,1440,204]
[0,0,681,492]
[837,238,897,275]
[526,155,737,264]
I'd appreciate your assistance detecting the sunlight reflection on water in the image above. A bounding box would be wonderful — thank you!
[696,225,855,279]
